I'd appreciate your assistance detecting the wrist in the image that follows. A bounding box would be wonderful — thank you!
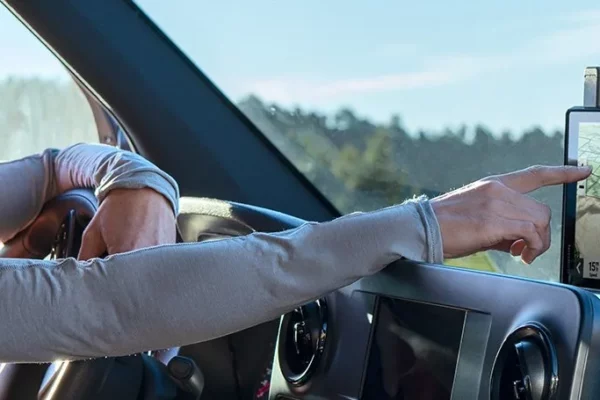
[103,187,175,217]
[96,170,180,215]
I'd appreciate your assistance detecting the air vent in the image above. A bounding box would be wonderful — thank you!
[278,298,328,386]
[491,323,559,400]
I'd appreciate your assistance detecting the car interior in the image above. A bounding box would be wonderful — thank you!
[2,1,600,399]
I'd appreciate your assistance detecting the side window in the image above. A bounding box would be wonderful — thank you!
[0,6,99,161]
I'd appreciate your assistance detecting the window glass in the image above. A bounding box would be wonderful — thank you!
[134,1,600,282]
[0,6,98,161]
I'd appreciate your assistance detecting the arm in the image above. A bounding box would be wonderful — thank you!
[0,198,442,363]
[0,153,581,363]
[0,143,179,243]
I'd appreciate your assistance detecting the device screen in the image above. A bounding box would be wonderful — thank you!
[563,108,600,288]
[362,297,465,399]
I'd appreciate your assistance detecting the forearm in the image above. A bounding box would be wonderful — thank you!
[0,150,58,243]
[0,144,179,243]
[0,198,442,363]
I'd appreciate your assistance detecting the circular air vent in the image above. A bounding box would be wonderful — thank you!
[491,323,559,400]
[278,298,328,386]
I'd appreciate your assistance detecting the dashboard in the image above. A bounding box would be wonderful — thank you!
[268,262,600,400]
[174,196,600,400]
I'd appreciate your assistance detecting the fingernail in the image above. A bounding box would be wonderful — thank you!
[579,165,592,172]
[521,255,532,265]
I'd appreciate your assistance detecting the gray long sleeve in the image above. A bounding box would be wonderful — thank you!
[0,145,444,363]
[0,143,179,244]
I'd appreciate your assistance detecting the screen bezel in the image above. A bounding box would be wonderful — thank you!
[360,295,472,400]
[562,107,600,288]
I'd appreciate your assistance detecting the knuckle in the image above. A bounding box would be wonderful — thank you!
[525,228,543,250]
[541,203,552,222]
[543,237,551,253]
[480,179,504,196]
[81,227,92,239]
[81,224,97,240]
[523,221,537,235]
[545,230,552,251]
[525,165,554,185]
[480,175,499,183]
[526,165,545,176]
[534,202,552,227]
[561,167,569,183]
[521,221,539,243]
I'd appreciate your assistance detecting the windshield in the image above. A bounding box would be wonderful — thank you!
[134,1,600,282]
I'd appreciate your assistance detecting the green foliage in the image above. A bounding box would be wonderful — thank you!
[331,144,360,182]
[349,130,412,205]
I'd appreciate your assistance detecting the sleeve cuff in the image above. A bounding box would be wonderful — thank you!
[412,195,444,264]
[93,152,180,215]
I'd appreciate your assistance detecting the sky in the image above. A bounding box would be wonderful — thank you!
[2,1,600,136]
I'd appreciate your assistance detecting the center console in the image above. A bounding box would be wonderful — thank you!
[268,260,600,400]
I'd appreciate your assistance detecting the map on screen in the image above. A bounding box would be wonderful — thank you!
[576,122,600,279]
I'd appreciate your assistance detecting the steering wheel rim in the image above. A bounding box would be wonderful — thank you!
[0,189,97,260]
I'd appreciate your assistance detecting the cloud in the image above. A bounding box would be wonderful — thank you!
[318,56,480,95]
[243,55,481,103]
[241,10,600,104]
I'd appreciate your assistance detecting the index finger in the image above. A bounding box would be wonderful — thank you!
[494,165,592,193]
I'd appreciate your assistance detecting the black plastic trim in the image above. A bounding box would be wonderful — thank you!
[278,299,328,386]
[490,322,559,400]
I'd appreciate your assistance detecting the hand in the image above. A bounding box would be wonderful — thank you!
[78,188,177,259]
[430,165,591,264]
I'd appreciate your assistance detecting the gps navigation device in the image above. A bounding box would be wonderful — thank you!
[562,107,600,289]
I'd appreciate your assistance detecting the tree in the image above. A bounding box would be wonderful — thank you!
[351,130,413,205]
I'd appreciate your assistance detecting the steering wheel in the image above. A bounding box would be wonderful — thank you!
[0,189,97,260]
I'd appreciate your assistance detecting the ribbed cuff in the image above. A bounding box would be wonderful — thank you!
[96,170,180,215]
[412,195,444,264]
[94,152,180,215]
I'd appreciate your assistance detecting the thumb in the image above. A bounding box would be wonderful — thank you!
[78,224,107,260]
